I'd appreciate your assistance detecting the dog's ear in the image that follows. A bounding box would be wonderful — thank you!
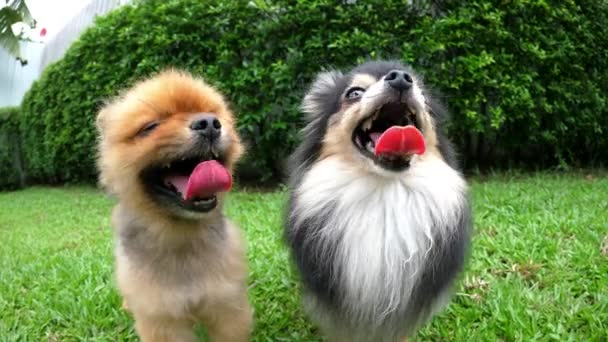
[96,98,121,135]
[96,108,108,133]
[94,97,116,134]
[301,70,343,122]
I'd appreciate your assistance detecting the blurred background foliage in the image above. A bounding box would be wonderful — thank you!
[1,0,606,188]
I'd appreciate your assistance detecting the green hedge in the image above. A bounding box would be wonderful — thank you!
[20,0,608,184]
[0,107,25,190]
[413,1,608,169]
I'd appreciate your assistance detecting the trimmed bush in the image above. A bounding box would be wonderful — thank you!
[0,107,25,190]
[20,0,608,184]
[413,0,608,169]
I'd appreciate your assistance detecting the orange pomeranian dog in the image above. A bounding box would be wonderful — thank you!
[96,70,252,342]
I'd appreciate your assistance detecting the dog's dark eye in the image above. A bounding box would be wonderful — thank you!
[138,121,160,136]
[345,87,365,100]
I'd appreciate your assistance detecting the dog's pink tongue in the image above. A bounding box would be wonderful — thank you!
[374,125,426,156]
[166,160,232,201]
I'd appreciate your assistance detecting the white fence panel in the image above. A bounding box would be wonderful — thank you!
[0,0,129,107]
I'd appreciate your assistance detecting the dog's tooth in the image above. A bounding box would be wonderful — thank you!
[362,118,372,131]
[365,140,375,153]
[193,197,214,206]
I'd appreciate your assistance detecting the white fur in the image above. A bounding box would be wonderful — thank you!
[302,71,343,118]
[359,79,389,114]
[215,127,235,158]
[410,83,426,109]
[360,78,427,119]
[408,82,426,114]
[293,155,467,327]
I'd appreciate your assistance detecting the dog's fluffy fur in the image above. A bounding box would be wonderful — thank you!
[96,70,252,341]
[286,61,471,341]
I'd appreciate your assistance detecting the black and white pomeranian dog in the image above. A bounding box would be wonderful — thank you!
[285,61,472,342]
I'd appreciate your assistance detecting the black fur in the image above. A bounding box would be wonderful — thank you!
[287,71,347,185]
[285,60,471,339]
[401,201,472,330]
[286,197,342,305]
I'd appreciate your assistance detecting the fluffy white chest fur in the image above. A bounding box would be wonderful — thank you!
[293,155,468,325]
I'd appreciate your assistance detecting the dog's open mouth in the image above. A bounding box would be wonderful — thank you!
[141,154,231,213]
[352,102,420,171]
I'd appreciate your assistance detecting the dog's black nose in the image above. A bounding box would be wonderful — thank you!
[190,114,221,140]
[385,70,413,92]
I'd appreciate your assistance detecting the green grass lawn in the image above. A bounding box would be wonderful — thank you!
[0,173,607,341]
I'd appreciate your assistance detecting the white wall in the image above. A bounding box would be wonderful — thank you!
[0,42,44,107]
[0,0,129,107]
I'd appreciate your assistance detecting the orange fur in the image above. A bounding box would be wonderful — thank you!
[97,70,252,342]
